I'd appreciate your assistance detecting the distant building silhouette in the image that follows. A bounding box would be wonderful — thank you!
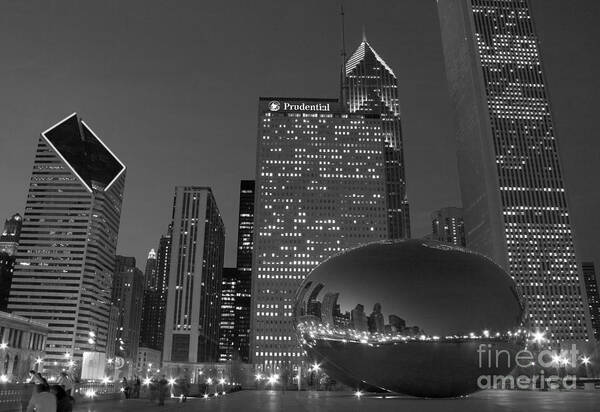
[388,315,406,332]
[219,267,238,363]
[431,207,465,246]
[351,304,368,332]
[368,303,385,333]
[139,249,157,349]
[0,213,22,311]
[582,262,600,340]
[163,187,225,370]
[233,180,254,363]
[0,213,22,255]
[111,255,144,362]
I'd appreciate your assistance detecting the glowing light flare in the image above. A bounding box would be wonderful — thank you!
[531,330,546,344]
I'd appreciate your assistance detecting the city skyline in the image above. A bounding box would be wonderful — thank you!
[0,1,598,270]
[0,2,600,406]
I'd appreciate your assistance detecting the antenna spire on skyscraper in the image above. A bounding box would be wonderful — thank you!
[339,0,348,112]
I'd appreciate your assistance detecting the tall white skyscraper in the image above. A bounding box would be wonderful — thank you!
[8,113,126,367]
[251,98,391,372]
[437,0,590,341]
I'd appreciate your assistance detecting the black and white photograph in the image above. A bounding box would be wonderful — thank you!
[0,0,599,411]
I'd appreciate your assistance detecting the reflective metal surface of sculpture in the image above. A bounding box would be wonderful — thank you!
[294,240,527,397]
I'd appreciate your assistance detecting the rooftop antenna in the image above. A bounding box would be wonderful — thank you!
[339,1,348,112]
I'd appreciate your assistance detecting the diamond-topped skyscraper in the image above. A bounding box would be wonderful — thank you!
[8,113,126,366]
[344,34,410,239]
[437,0,589,341]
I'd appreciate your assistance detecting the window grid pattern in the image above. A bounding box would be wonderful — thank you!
[471,0,587,340]
[252,106,390,370]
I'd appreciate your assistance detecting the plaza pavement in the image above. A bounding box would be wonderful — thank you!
[73,389,600,412]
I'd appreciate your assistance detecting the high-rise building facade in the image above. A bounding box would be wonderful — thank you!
[139,227,173,352]
[218,267,238,363]
[345,36,410,239]
[582,262,600,341]
[0,213,22,311]
[143,249,157,290]
[0,213,22,255]
[8,113,126,367]
[163,187,225,369]
[252,98,391,370]
[0,253,16,312]
[139,249,157,349]
[437,0,589,340]
[111,255,144,361]
[431,207,466,247]
[234,180,254,363]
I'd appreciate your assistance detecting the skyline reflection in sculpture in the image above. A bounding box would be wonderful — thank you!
[293,239,527,397]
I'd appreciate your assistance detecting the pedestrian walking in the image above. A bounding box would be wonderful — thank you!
[121,377,131,399]
[57,372,74,400]
[157,375,168,406]
[149,376,158,403]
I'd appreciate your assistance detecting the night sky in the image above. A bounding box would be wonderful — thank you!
[0,1,598,270]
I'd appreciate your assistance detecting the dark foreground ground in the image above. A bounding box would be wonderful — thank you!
[72,389,600,412]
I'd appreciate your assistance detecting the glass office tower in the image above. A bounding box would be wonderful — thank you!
[345,36,410,239]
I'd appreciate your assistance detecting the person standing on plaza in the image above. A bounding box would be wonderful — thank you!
[157,375,168,406]
[57,372,74,399]
[121,377,130,399]
[149,376,158,403]
[133,375,141,398]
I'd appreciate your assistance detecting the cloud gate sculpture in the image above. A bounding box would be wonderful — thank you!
[293,240,527,397]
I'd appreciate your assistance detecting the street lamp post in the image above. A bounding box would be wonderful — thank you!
[255,373,262,390]
[581,356,591,378]
[206,377,213,395]
[311,363,320,390]
[268,374,279,390]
